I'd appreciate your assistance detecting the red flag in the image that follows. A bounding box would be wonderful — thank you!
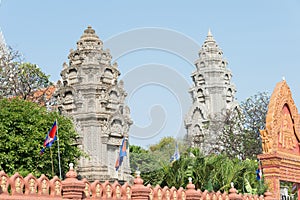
[115,138,127,171]
[40,121,57,155]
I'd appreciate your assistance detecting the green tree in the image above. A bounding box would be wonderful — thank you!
[218,107,250,159]
[149,136,177,163]
[131,140,267,195]
[0,46,52,103]
[0,62,51,101]
[130,137,183,186]
[130,145,163,185]
[159,148,267,194]
[240,92,270,158]
[0,98,84,178]
[219,92,270,160]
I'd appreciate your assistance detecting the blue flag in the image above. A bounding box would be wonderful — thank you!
[256,168,262,180]
[115,138,128,171]
[170,143,180,163]
[40,121,58,155]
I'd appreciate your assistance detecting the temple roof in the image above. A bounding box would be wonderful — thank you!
[196,29,224,64]
[79,26,101,42]
[76,26,103,51]
[202,29,218,47]
[205,28,214,42]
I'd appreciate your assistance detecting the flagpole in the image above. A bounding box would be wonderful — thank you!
[56,119,62,179]
[50,147,54,177]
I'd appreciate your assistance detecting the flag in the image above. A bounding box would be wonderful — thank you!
[170,143,180,163]
[40,121,58,155]
[115,137,128,171]
[256,160,263,181]
[291,183,298,194]
[256,168,262,181]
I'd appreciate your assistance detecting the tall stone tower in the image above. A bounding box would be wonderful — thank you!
[55,26,132,181]
[0,30,5,47]
[185,30,238,154]
[0,28,7,54]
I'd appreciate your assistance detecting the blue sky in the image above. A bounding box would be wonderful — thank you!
[1,1,300,148]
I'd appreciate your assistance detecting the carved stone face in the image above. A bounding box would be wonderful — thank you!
[166,190,170,200]
[149,188,153,200]
[182,191,186,200]
[1,176,7,192]
[96,184,101,197]
[212,193,217,200]
[116,186,121,198]
[15,177,21,193]
[55,181,61,195]
[84,183,89,197]
[42,179,47,194]
[173,191,177,200]
[126,186,131,199]
[158,189,162,200]
[206,193,210,200]
[106,185,112,198]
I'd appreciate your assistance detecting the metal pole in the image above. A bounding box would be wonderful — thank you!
[50,147,54,177]
[56,119,62,179]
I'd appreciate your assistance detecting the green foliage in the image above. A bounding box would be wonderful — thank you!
[219,108,245,159]
[240,92,270,157]
[130,145,158,180]
[0,46,51,101]
[130,137,181,185]
[149,137,175,152]
[17,63,51,99]
[0,62,51,101]
[0,98,84,178]
[130,144,165,186]
[219,92,270,160]
[130,137,267,195]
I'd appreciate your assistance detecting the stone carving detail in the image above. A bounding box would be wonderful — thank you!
[279,105,296,149]
[185,30,238,154]
[0,167,270,199]
[0,173,8,193]
[41,179,48,194]
[9,173,25,195]
[54,26,132,182]
[29,178,35,194]
[260,130,272,153]
[260,80,300,153]
[258,80,300,199]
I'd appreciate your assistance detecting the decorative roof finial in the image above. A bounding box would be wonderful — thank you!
[205,28,214,42]
[282,76,285,81]
[69,163,74,170]
[135,168,141,177]
[208,28,212,37]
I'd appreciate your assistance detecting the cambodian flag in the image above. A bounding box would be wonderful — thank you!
[40,121,57,155]
[170,143,180,163]
[256,167,263,181]
[115,137,128,171]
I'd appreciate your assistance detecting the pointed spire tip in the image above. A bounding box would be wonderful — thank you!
[208,28,212,37]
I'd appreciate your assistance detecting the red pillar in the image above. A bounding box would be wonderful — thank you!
[131,171,150,200]
[62,163,85,200]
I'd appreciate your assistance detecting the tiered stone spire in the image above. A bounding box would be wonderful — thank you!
[0,28,8,55]
[185,30,238,154]
[55,26,132,181]
[0,29,5,46]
